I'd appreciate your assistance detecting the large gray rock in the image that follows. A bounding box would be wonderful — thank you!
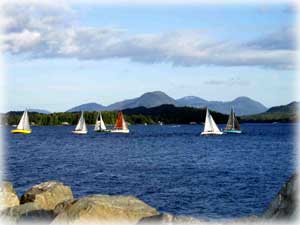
[20,181,73,210]
[263,174,297,219]
[0,202,55,223]
[52,194,159,224]
[0,182,19,210]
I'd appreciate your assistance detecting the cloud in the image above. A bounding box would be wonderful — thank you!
[245,27,296,50]
[0,1,297,70]
[205,77,251,86]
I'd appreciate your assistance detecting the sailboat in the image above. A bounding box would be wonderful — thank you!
[72,111,88,134]
[201,108,223,135]
[223,107,242,134]
[111,111,129,133]
[94,112,109,132]
[11,110,32,134]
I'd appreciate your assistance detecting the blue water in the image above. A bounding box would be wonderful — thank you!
[4,123,296,219]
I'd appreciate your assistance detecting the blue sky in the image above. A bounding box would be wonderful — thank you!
[2,2,298,112]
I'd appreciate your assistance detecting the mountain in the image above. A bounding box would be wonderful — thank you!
[106,91,177,110]
[176,96,267,116]
[28,109,51,114]
[241,101,299,122]
[66,103,106,112]
[265,101,299,114]
[176,96,208,107]
[64,92,267,115]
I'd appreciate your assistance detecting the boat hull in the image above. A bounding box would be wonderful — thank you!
[110,129,130,134]
[201,131,223,135]
[72,130,88,134]
[95,129,110,133]
[11,129,32,134]
[223,130,242,134]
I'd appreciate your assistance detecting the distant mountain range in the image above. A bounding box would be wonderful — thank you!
[264,101,299,114]
[242,101,299,122]
[28,109,51,114]
[66,91,267,116]
[66,103,106,113]
[176,96,267,115]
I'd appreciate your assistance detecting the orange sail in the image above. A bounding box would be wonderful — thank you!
[114,111,125,129]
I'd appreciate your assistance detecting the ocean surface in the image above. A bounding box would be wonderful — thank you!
[3,123,296,219]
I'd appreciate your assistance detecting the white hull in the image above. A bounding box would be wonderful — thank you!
[110,129,129,133]
[201,131,223,135]
[72,130,88,134]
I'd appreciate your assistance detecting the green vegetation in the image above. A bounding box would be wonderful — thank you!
[241,113,298,123]
[241,102,299,123]
[4,105,229,126]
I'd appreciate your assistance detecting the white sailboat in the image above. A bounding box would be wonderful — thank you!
[72,111,88,134]
[111,111,129,133]
[94,112,109,132]
[201,108,223,135]
[11,110,32,134]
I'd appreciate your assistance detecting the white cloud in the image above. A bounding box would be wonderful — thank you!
[0,1,297,70]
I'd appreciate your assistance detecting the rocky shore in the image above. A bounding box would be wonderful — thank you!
[0,175,297,225]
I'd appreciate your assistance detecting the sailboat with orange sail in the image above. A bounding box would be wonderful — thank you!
[111,111,129,133]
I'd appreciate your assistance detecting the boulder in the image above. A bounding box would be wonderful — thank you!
[0,182,19,210]
[0,202,56,224]
[263,174,297,219]
[20,181,73,210]
[52,194,159,224]
[138,213,208,225]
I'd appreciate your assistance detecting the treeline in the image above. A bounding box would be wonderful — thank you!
[3,105,229,126]
[241,113,298,123]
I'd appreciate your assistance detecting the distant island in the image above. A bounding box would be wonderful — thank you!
[2,101,298,126]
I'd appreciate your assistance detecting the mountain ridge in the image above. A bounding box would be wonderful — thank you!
[65,91,268,116]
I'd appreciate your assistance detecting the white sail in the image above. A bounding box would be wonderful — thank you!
[94,112,106,131]
[99,113,106,130]
[75,112,87,132]
[17,110,31,130]
[202,108,222,135]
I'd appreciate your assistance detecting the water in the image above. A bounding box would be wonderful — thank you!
[4,123,296,219]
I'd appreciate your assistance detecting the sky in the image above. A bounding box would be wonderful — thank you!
[0,0,299,112]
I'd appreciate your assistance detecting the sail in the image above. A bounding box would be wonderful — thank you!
[114,112,127,129]
[234,116,241,130]
[75,112,87,131]
[99,112,106,130]
[95,112,106,131]
[203,108,221,133]
[17,110,31,130]
[225,108,240,130]
[225,108,234,130]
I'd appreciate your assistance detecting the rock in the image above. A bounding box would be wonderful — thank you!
[20,181,73,210]
[263,174,297,219]
[0,182,19,210]
[53,199,76,215]
[1,202,56,224]
[52,194,159,224]
[138,213,208,225]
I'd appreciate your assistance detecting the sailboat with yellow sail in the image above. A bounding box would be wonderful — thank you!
[111,111,129,133]
[11,110,32,134]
